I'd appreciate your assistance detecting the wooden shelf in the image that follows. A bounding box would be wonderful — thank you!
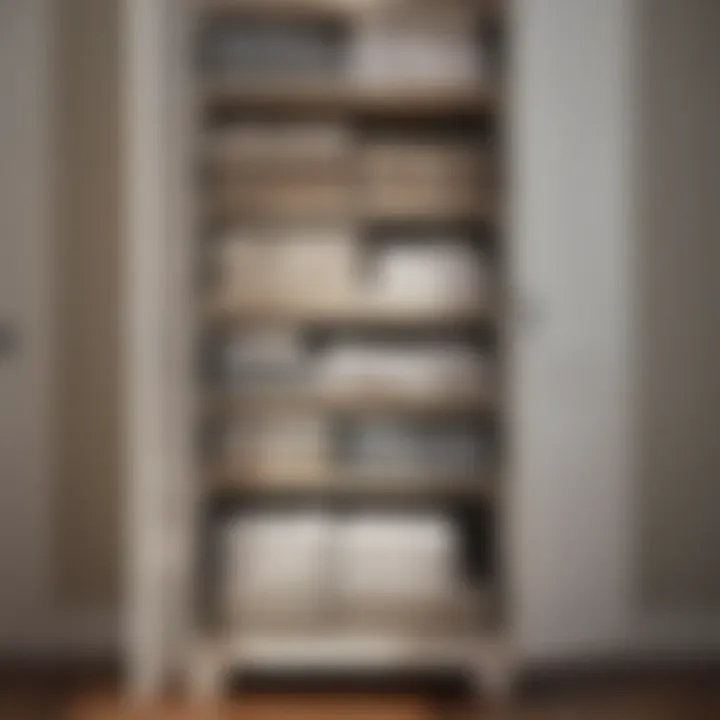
[204,81,499,118]
[198,627,507,677]
[221,606,488,641]
[209,467,494,507]
[205,205,497,227]
[205,157,351,183]
[210,388,495,416]
[201,0,505,28]
[206,299,495,330]
[201,0,353,21]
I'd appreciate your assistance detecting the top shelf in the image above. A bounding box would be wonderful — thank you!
[201,0,357,21]
[200,0,504,26]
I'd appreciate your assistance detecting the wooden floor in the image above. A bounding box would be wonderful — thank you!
[69,691,720,720]
[3,674,720,719]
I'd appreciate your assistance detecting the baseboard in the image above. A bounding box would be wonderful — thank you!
[0,653,120,692]
[516,652,720,696]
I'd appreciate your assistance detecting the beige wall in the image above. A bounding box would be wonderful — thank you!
[636,0,720,613]
[53,0,121,607]
[0,0,55,651]
[0,0,120,653]
[2,0,719,659]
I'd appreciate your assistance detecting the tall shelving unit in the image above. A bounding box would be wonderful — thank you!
[190,0,509,695]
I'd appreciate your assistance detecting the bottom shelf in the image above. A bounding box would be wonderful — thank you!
[200,628,508,674]
[197,593,501,674]
[191,607,512,695]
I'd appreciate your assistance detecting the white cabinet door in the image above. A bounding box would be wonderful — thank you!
[510,0,635,662]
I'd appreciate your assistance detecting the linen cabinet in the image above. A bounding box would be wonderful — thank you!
[126,0,511,698]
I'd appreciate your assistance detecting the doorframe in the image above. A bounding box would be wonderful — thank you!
[122,0,197,696]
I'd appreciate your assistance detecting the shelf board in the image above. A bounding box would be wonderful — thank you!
[200,0,505,28]
[210,388,495,416]
[204,206,497,228]
[204,81,499,118]
[209,467,494,508]
[205,157,351,183]
[197,628,507,677]
[221,604,487,640]
[201,0,355,21]
[206,300,495,329]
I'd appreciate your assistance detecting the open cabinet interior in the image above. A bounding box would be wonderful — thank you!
[192,0,507,692]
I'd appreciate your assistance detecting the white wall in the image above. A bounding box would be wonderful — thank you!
[54,0,122,610]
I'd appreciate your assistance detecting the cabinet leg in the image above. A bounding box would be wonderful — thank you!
[470,647,515,706]
[189,646,227,700]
